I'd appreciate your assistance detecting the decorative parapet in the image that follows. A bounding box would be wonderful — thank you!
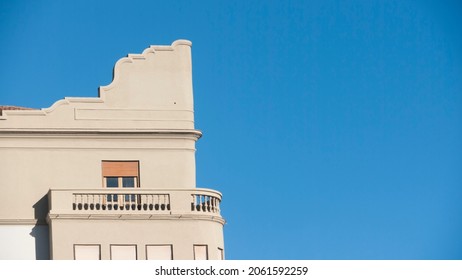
[0,40,195,131]
[47,188,224,224]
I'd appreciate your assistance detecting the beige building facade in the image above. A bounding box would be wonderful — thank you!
[0,40,225,260]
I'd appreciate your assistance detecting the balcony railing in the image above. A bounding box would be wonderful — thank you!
[48,188,222,220]
[72,193,171,212]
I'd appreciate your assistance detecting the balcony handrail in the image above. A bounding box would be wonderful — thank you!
[48,188,222,219]
[49,188,222,198]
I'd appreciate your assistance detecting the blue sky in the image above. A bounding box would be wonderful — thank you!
[1,0,461,259]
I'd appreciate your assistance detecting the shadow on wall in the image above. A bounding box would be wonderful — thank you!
[30,194,50,260]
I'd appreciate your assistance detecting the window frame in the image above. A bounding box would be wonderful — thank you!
[110,244,138,260]
[102,161,140,205]
[193,244,208,260]
[74,244,101,260]
[146,244,173,260]
[103,176,138,189]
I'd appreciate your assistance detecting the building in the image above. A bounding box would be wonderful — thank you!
[0,40,225,260]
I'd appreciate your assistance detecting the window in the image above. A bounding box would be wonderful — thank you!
[102,161,139,204]
[102,161,139,187]
[74,245,100,260]
[110,245,137,260]
[218,247,224,260]
[146,245,173,260]
[193,245,208,260]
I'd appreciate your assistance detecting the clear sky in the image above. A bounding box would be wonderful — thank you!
[1,0,461,260]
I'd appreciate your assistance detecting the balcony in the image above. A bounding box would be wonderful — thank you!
[47,188,223,223]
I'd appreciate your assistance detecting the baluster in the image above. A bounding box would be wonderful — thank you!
[147,194,152,210]
[103,193,107,210]
[114,193,117,210]
[158,194,161,210]
[96,194,100,210]
[155,194,158,209]
[130,192,133,210]
[145,194,148,210]
[163,194,167,210]
[139,194,144,210]
[131,192,133,210]
[135,193,138,211]
[161,194,165,211]
[126,192,129,210]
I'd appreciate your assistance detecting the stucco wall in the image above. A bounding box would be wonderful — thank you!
[0,134,197,221]
[50,219,224,260]
[0,225,49,260]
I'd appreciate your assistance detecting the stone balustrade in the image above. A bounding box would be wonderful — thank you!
[48,188,222,221]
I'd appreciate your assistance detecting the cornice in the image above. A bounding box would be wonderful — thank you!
[0,128,202,139]
[47,213,225,225]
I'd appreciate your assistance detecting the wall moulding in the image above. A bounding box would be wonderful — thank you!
[74,108,194,121]
[0,219,46,225]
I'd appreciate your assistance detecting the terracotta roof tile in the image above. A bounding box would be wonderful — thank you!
[0,106,37,116]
